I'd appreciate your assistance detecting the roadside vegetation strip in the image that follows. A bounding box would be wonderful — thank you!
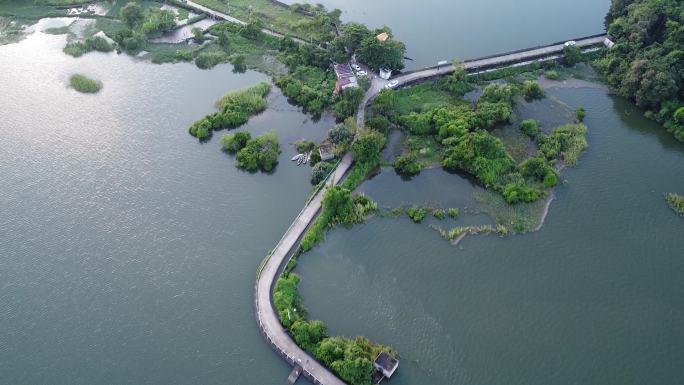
[69,73,102,93]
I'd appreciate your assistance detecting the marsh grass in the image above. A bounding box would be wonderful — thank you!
[69,73,102,93]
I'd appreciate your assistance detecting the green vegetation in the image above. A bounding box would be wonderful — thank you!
[194,0,340,43]
[520,119,541,138]
[394,153,422,176]
[521,80,545,100]
[63,35,113,57]
[576,107,586,122]
[235,130,280,172]
[351,129,386,164]
[311,161,334,185]
[407,205,428,223]
[563,44,583,66]
[537,123,588,165]
[300,186,377,252]
[69,73,102,93]
[188,82,270,139]
[665,192,684,216]
[275,65,334,115]
[597,0,684,141]
[432,208,446,220]
[273,268,395,385]
[220,131,251,152]
[355,27,406,71]
[448,207,459,218]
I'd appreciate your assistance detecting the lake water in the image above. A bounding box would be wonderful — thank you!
[2,2,683,385]
[284,0,611,69]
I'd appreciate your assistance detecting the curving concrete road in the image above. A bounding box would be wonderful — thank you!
[255,153,353,385]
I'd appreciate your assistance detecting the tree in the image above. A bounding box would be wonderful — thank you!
[394,153,422,176]
[520,119,541,137]
[576,107,586,122]
[439,61,472,97]
[120,2,143,28]
[291,320,328,352]
[563,44,582,66]
[311,162,333,184]
[355,29,406,71]
[220,131,251,152]
[351,129,386,163]
[231,54,247,73]
[522,80,545,100]
[192,27,204,42]
[340,22,371,52]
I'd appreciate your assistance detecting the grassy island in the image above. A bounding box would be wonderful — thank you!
[69,74,102,93]
[188,82,271,139]
[665,192,684,217]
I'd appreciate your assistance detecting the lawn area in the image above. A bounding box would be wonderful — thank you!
[391,81,467,116]
[0,0,66,20]
[193,0,313,40]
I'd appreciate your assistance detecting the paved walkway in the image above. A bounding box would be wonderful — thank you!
[255,153,353,385]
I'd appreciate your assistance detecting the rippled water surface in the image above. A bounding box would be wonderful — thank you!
[2,2,683,384]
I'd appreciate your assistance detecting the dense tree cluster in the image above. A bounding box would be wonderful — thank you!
[597,0,684,141]
[113,2,176,53]
[234,130,280,172]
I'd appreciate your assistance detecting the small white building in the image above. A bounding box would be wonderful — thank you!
[379,68,392,80]
[604,37,615,49]
[373,351,399,379]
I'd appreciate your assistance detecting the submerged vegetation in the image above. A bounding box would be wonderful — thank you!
[665,192,684,217]
[69,73,102,93]
[188,82,270,139]
[597,0,684,142]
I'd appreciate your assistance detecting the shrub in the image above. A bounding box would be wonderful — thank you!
[195,51,228,69]
[522,80,545,100]
[295,140,316,153]
[665,192,684,216]
[537,123,588,165]
[328,123,352,145]
[442,130,516,187]
[576,107,586,122]
[311,162,334,185]
[351,129,386,163]
[69,74,102,93]
[502,181,543,204]
[394,153,422,176]
[519,156,559,187]
[220,131,251,152]
[64,36,114,57]
[433,208,446,220]
[447,208,459,218]
[520,119,541,138]
[407,206,428,223]
[291,320,328,352]
[236,130,280,172]
[563,44,582,66]
[544,70,560,80]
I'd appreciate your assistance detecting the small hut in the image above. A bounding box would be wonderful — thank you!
[373,351,399,382]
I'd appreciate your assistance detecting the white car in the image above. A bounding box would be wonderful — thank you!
[352,64,361,71]
[356,70,367,77]
[385,80,399,89]
[564,40,577,47]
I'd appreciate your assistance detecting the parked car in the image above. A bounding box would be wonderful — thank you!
[385,80,399,89]
[356,70,368,77]
[564,40,577,47]
[352,64,362,71]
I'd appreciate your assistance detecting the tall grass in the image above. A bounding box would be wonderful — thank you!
[69,74,102,93]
